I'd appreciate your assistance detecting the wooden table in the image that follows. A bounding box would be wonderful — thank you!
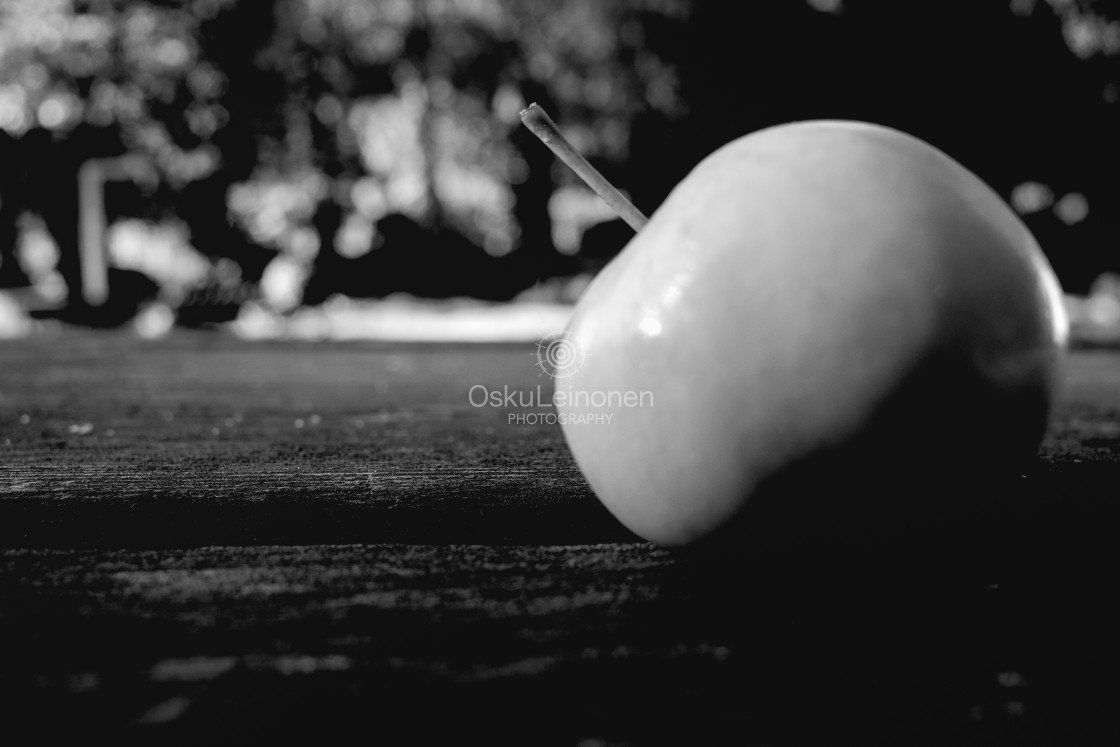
[2,334,1118,744]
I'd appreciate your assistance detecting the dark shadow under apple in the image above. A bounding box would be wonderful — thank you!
[638,351,1120,743]
[675,344,1057,587]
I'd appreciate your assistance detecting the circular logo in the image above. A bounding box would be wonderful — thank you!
[534,330,586,379]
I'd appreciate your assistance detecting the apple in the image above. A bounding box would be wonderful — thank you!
[556,120,1068,547]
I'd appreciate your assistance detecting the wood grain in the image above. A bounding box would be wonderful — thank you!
[1,334,1118,743]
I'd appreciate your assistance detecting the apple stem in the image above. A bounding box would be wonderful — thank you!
[519,103,649,232]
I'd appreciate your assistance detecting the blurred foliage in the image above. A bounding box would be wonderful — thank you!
[0,0,232,183]
[0,0,690,304]
[1,0,1119,304]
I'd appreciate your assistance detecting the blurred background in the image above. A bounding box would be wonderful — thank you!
[1,0,1119,342]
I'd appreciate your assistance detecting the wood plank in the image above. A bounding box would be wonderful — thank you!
[1,335,1118,742]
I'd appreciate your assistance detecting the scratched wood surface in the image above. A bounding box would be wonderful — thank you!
[1,334,1118,744]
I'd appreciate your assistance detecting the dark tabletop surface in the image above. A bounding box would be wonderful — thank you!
[1,333,1118,744]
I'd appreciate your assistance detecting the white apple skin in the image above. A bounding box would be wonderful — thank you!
[558,120,1068,548]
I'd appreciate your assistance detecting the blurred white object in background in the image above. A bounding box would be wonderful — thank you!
[233,293,573,343]
[78,155,159,306]
[0,291,31,338]
[15,216,68,306]
[132,301,176,339]
[549,185,622,255]
[108,219,209,305]
[1065,273,1120,346]
[258,254,311,313]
